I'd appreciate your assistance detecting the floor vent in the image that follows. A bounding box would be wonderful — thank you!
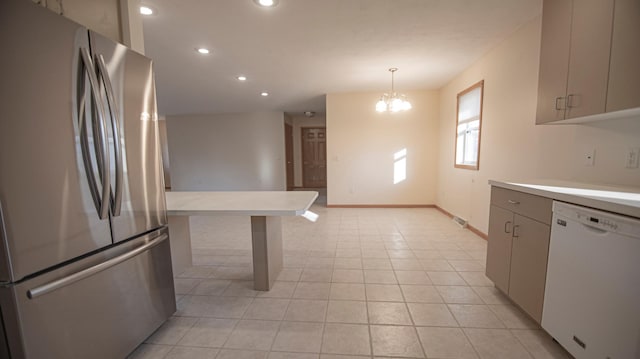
[453,216,468,228]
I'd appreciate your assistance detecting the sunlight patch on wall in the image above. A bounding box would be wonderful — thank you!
[394,148,407,184]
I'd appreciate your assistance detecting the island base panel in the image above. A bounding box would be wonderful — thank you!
[168,216,192,276]
[251,216,283,291]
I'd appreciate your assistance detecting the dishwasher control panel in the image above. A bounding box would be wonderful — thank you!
[552,201,640,238]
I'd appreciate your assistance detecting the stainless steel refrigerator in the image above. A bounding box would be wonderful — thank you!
[0,0,176,357]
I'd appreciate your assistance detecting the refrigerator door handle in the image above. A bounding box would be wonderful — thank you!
[95,54,123,217]
[77,53,101,216]
[27,233,168,299]
[78,47,111,220]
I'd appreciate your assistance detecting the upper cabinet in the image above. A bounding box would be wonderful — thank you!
[607,0,640,112]
[536,0,640,124]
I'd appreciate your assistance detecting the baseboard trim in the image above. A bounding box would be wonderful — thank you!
[326,204,435,209]
[467,225,488,240]
[434,205,488,240]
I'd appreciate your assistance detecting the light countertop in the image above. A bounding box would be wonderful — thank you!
[165,191,319,216]
[489,179,640,219]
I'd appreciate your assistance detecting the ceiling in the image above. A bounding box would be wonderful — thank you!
[142,0,541,116]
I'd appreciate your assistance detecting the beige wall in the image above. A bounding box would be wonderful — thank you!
[326,91,440,205]
[166,113,286,191]
[435,16,640,234]
[291,114,327,188]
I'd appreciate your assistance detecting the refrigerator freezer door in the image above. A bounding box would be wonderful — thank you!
[0,0,113,282]
[89,32,168,243]
[0,228,176,359]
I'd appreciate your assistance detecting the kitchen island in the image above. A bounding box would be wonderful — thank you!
[165,191,318,290]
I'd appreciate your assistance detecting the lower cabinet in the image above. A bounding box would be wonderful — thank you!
[486,187,552,323]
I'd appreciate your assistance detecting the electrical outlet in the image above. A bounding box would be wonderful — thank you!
[583,149,595,167]
[626,147,640,168]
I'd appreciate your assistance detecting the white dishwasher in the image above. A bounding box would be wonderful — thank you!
[542,201,640,359]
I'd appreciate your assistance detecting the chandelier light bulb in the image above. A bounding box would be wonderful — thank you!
[403,100,412,111]
[376,98,388,112]
[390,97,404,112]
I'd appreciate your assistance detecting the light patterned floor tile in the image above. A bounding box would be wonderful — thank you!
[370,325,424,358]
[326,300,368,324]
[464,328,533,359]
[416,326,478,358]
[407,303,458,327]
[164,346,219,359]
[177,317,236,348]
[135,206,571,359]
[321,323,371,356]
[449,304,505,328]
[224,320,280,351]
[271,321,324,353]
[367,301,413,325]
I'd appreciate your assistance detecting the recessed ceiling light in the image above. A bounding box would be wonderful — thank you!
[237,76,247,81]
[254,0,279,7]
[261,92,269,97]
[139,6,153,15]
[196,48,210,54]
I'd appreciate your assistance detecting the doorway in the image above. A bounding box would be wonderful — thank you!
[301,127,327,188]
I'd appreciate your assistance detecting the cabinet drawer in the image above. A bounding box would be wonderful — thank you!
[491,187,552,225]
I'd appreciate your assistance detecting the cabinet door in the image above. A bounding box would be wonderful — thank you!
[508,214,551,323]
[485,205,514,293]
[606,0,640,112]
[565,0,614,119]
[536,0,572,124]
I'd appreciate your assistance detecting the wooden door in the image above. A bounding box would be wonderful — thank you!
[485,205,514,294]
[508,214,551,323]
[284,123,294,190]
[301,127,327,188]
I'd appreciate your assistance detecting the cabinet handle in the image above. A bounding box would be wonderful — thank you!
[512,225,520,238]
[504,221,512,234]
[566,94,575,108]
[554,97,566,110]
[507,200,520,205]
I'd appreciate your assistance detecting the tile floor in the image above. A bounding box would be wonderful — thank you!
[129,204,571,359]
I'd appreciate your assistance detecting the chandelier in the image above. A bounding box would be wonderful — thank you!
[375,68,412,112]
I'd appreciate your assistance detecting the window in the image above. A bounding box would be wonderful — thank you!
[455,80,484,170]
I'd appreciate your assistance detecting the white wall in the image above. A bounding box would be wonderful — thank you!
[326,91,440,205]
[435,16,640,234]
[291,114,327,187]
[166,112,286,191]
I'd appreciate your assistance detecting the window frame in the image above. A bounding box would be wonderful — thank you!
[454,80,484,170]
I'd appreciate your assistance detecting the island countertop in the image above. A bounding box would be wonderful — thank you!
[165,191,319,217]
[488,179,640,218]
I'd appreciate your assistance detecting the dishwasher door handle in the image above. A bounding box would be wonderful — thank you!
[581,223,608,235]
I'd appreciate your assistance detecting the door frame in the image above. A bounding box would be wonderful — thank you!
[284,123,294,191]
